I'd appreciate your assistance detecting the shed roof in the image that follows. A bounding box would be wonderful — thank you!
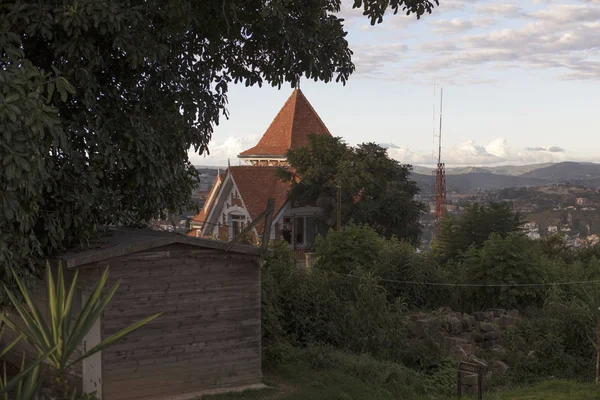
[238,89,331,158]
[54,228,261,269]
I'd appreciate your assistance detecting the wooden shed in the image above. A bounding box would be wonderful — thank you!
[51,229,264,399]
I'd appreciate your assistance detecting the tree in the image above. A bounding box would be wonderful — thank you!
[434,202,524,263]
[456,233,546,310]
[280,135,425,245]
[0,1,439,292]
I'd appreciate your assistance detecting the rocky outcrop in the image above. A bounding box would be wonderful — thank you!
[406,308,520,384]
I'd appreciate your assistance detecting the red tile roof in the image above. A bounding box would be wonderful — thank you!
[228,166,291,234]
[239,89,331,158]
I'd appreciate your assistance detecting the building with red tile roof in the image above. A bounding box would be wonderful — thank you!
[189,89,330,255]
[238,89,331,166]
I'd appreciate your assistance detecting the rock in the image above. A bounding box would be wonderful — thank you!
[473,311,486,321]
[492,309,506,318]
[489,344,507,358]
[473,332,485,343]
[461,314,477,332]
[412,318,435,335]
[507,309,519,318]
[491,360,510,376]
[479,322,495,332]
[500,315,518,330]
[483,331,500,342]
[444,336,469,350]
[441,306,453,314]
[446,317,463,335]
[461,343,480,357]
[483,311,494,321]
[450,345,469,360]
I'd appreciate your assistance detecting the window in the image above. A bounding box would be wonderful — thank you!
[282,217,292,244]
[281,216,316,247]
[230,214,246,238]
[295,217,304,245]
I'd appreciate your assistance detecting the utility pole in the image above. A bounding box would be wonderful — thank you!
[336,181,342,231]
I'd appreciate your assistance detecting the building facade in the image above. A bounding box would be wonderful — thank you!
[189,89,331,256]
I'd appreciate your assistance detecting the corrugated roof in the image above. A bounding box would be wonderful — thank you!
[228,166,290,234]
[239,89,331,158]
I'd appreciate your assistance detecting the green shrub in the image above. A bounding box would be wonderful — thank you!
[314,224,383,274]
[454,233,547,311]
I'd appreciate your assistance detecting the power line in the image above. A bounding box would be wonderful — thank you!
[331,272,600,288]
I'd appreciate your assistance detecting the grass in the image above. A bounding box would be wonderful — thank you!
[485,380,600,400]
[208,376,600,400]
[204,345,600,400]
[206,363,401,400]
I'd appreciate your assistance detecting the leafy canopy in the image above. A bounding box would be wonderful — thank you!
[0,0,438,292]
[279,135,426,245]
[434,202,524,263]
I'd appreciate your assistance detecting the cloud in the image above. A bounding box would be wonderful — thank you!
[188,135,259,166]
[345,0,600,82]
[352,43,410,76]
[525,145,565,152]
[192,135,576,168]
[386,138,573,166]
[474,4,528,18]
[432,18,496,34]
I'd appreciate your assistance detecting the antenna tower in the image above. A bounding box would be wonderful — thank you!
[433,87,447,236]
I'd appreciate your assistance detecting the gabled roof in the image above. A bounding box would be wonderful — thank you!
[228,166,291,234]
[239,89,331,158]
[192,170,226,225]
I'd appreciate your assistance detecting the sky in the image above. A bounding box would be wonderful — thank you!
[189,0,599,168]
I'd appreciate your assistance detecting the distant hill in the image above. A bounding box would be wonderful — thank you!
[412,163,553,176]
[520,162,600,181]
[195,161,600,195]
[411,172,547,194]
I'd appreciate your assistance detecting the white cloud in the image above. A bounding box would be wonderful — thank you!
[386,138,574,166]
[346,0,600,82]
[432,18,496,34]
[192,135,578,168]
[188,135,259,166]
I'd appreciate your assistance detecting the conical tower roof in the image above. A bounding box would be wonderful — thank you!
[238,89,331,158]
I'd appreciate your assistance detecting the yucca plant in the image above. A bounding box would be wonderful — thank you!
[0,324,56,400]
[1,263,162,399]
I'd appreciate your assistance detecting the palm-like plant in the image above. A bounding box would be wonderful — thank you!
[0,324,56,400]
[1,264,161,398]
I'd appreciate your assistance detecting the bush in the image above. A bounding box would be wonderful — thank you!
[314,224,383,274]
[453,233,547,311]
[262,239,407,361]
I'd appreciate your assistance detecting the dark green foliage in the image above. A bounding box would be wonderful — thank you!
[314,224,383,274]
[279,136,425,245]
[454,233,547,310]
[538,234,577,264]
[503,290,595,383]
[313,224,444,308]
[0,0,436,298]
[435,202,523,263]
[262,242,403,359]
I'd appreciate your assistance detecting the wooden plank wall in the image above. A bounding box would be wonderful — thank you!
[85,247,261,400]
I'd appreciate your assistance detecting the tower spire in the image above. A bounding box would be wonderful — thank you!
[433,87,447,238]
